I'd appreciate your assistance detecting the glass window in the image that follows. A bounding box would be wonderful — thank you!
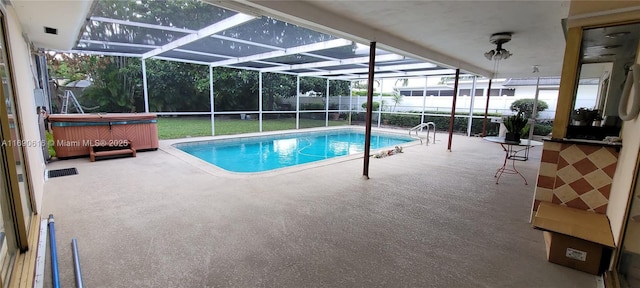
[426,90,439,96]
[0,12,32,285]
[400,90,411,96]
[410,90,423,96]
[1,18,32,235]
[618,172,640,287]
[439,89,454,96]
[459,89,470,96]
[502,88,516,96]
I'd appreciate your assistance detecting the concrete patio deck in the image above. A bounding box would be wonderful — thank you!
[41,130,598,287]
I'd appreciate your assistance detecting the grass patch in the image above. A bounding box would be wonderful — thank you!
[157,117,213,139]
[157,117,348,139]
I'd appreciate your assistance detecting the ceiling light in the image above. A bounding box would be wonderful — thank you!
[484,50,495,60]
[532,65,540,73]
[484,32,513,61]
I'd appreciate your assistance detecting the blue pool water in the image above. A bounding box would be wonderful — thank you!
[175,129,414,173]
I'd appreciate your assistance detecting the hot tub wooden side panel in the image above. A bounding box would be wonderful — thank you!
[50,114,158,159]
[52,125,111,158]
[110,123,159,151]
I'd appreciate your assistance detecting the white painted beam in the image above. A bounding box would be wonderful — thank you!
[62,50,143,57]
[209,39,353,67]
[238,0,492,77]
[142,13,256,59]
[90,17,196,34]
[174,48,233,59]
[345,69,457,79]
[260,54,405,72]
[79,39,157,49]
[298,63,438,77]
[152,56,212,66]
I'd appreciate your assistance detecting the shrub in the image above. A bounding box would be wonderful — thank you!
[46,131,56,158]
[510,98,549,119]
[361,101,380,111]
[300,103,325,110]
[380,111,502,135]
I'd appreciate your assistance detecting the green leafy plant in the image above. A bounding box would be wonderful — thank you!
[573,107,601,124]
[46,131,56,158]
[504,111,529,134]
[391,93,403,111]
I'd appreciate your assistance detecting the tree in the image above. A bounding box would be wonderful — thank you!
[352,79,380,94]
[394,78,408,88]
[263,73,296,111]
[81,56,143,113]
[212,67,259,111]
[146,59,211,112]
[391,92,403,111]
[510,98,549,119]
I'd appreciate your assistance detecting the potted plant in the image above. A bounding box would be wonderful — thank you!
[503,111,528,142]
[572,107,600,126]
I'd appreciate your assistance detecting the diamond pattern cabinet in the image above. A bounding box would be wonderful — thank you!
[49,113,159,159]
[532,139,620,216]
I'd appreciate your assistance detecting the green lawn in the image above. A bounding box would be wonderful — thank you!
[157,117,348,139]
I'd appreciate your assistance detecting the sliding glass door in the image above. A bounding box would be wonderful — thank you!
[0,8,36,286]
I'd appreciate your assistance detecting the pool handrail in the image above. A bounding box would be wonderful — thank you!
[409,122,436,145]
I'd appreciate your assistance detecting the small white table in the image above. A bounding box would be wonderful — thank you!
[484,137,543,184]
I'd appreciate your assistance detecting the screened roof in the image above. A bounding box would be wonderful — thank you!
[71,0,465,80]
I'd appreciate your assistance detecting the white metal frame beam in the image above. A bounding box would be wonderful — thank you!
[64,50,142,57]
[239,0,492,77]
[345,69,457,80]
[142,13,256,59]
[260,53,405,72]
[153,56,213,66]
[86,15,439,77]
[90,16,195,34]
[78,39,158,49]
[80,10,473,79]
[209,38,352,67]
[299,62,438,77]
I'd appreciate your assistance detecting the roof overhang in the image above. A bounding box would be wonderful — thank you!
[10,0,94,50]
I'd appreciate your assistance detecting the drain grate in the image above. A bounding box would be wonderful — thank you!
[48,168,78,178]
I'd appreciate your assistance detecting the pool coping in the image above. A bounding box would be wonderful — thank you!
[159,126,422,178]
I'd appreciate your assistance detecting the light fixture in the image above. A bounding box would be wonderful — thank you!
[532,65,540,73]
[484,32,513,61]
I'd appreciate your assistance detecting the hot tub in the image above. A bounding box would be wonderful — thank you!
[48,113,158,159]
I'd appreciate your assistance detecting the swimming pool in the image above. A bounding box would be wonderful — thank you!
[174,129,414,173]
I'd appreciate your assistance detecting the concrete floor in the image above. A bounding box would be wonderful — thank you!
[42,130,598,287]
